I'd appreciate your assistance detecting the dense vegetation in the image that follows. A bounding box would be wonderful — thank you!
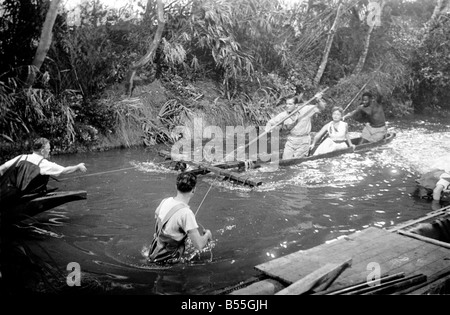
[0,0,449,158]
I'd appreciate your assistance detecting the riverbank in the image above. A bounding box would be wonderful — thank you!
[0,78,259,163]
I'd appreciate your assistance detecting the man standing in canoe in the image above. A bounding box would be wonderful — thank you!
[343,91,387,144]
[265,93,327,159]
[148,172,212,264]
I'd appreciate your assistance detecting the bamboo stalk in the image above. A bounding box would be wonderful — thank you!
[343,274,425,295]
[387,204,450,232]
[360,274,427,295]
[313,272,405,295]
[396,230,450,249]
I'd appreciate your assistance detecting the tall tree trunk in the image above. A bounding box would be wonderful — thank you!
[313,1,343,86]
[144,0,155,22]
[353,0,385,75]
[126,0,165,97]
[25,0,61,87]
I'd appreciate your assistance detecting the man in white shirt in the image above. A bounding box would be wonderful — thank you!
[265,94,326,159]
[148,172,212,264]
[0,137,87,204]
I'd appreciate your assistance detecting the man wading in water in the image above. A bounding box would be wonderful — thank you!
[148,172,212,264]
[343,91,387,144]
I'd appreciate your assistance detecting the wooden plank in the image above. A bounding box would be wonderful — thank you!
[255,228,394,284]
[313,237,417,290]
[246,224,447,295]
[324,234,442,291]
[389,246,450,278]
[256,228,385,271]
[311,258,353,292]
[397,229,450,249]
[275,258,352,295]
[328,238,450,292]
[258,227,442,290]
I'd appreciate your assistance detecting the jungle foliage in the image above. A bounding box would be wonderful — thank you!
[0,0,448,155]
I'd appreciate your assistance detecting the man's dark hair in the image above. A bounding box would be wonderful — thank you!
[362,91,373,99]
[32,138,50,151]
[176,172,197,193]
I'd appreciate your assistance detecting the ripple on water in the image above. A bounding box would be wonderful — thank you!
[103,234,218,271]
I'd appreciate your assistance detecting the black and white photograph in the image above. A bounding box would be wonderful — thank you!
[0,0,449,302]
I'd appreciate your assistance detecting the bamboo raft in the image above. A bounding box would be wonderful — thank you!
[214,205,450,295]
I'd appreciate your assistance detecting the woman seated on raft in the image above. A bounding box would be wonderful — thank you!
[309,106,355,156]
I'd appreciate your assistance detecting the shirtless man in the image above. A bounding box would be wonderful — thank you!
[343,92,387,144]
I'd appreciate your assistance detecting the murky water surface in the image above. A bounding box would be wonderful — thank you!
[19,115,450,294]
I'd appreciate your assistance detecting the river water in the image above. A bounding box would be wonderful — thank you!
[18,115,450,294]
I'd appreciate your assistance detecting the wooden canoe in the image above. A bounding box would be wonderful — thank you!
[252,131,396,168]
[1,190,87,224]
[159,133,396,181]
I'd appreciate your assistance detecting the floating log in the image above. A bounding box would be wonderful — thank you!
[275,258,352,295]
[197,163,263,187]
[158,150,255,171]
[158,150,263,186]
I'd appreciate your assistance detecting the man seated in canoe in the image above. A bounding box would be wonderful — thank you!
[309,106,355,156]
[0,137,87,206]
[343,91,387,144]
[265,93,327,159]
